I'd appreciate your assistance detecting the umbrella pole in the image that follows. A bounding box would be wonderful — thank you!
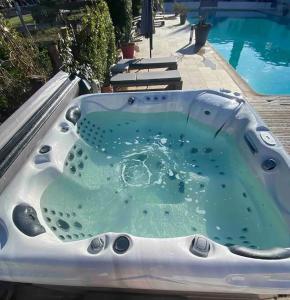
[150,35,153,58]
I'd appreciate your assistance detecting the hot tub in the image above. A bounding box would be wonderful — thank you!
[0,89,290,294]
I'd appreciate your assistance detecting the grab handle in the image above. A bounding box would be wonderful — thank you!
[229,245,290,260]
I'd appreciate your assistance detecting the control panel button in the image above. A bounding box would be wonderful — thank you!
[190,235,210,258]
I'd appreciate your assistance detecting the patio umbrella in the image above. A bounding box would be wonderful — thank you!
[140,0,154,58]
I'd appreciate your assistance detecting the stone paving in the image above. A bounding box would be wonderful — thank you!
[135,16,241,93]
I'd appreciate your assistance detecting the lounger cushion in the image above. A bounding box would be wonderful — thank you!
[110,59,140,74]
[110,73,137,85]
[110,70,181,86]
[131,57,177,69]
[112,57,178,73]
[110,63,129,74]
[117,58,177,67]
[138,57,177,65]
[136,70,181,83]
[117,59,137,65]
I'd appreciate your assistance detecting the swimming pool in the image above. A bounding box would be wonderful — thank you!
[1,89,290,294]
[189,11,290,95]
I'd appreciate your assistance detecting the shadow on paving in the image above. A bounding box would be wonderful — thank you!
[177,43,203,55]
[169,24,191,34]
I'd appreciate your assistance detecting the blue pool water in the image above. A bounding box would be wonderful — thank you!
[189,12,290,95]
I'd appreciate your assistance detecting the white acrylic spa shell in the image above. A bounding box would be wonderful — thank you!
[0,90,290,294]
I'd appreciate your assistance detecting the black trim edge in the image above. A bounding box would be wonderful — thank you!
[229,245,290,260]
[244,134,258,154]
[0,77,76,177]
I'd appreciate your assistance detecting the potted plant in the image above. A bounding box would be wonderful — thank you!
[101,73,113,93]
[120,26,135,59]
[194,15,212,47]
[173,3,182,17]
[179,5,188,25]
[173,3,188,25]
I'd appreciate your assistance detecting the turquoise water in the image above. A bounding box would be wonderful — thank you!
[189,12,290,95]
[41,111,290,248]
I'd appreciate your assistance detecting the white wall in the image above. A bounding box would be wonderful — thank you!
[217,1,273,9]
[164,1,273,12]
[164,2,200,12]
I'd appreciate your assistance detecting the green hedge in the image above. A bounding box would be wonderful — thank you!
[59,0,117,85]
[132,0,141,17]
[106,0,132,42]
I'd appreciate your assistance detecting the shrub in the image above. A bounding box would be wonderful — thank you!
[0,14,47,78]
[0,13,49,122]
[31,5,58,25]
[132,0,164,17]
[173,3,185,15]
[106,0,132,43]
[59,0,117,85]
[132,0,141,17]
[154,0,164,11]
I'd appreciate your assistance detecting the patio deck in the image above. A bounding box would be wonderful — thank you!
[135,15,290,154]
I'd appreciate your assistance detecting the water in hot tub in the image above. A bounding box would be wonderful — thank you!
[41,111,290,248]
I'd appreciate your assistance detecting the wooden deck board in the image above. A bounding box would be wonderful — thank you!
[245,96,290,153]
[208,43,290,154]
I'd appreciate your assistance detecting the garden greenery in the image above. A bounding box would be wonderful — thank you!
[59,0,117,85]
[106,0,133,43]
[154,0,164,11]
[0,13,49,123]
[132,0,141,17]
[31,0,87,25]
[173,2,188,16]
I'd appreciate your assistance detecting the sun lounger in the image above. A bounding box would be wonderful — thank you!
[110,57,178,74]
[133,17,165,37]
[133,15,164,26]
[110,70,183,91]
[131,57,177,70]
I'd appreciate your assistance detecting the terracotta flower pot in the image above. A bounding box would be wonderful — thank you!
[101,85,113,93]
[121,42,135,59]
